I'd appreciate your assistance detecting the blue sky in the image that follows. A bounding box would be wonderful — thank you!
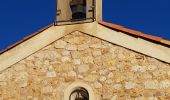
[0,0,170,51]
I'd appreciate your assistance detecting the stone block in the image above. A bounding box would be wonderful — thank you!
[125,81,136,89]
[78,64,89,73]
[61,56,71,62]
[160,80,170,89]
[66,44,77,51]
[111,95,118,100]
[90,43,102,48]
[54,40,67,49]
[62,50,70,56]
[99,76,106,82]
[113,84,122,90]
[41,86,53,94]
[73,59,81,65]
[71,51,81,58]
[68,71,77,77]
[77,44,89,50]
[131,65,146,73]
[94,82,102,89]
[92,50,102,57]
[152,70,166,77]
[147,65,157,71]
[82,56,94,64]
[148,97,158,100]
[144,80,159,89]
[46,71,56,78]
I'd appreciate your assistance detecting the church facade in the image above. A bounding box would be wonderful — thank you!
[0,0,170,100]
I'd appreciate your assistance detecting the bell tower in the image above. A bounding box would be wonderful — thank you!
[55,0,102,25]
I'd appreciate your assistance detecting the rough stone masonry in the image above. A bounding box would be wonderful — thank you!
[0,31,170,100]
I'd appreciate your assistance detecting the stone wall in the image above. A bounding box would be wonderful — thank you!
[0,31,170,100]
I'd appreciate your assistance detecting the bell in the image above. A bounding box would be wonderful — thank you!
[70,0,86,20]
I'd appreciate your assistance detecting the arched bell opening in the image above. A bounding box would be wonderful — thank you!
[69,87,89,100]
[70,0,87,21]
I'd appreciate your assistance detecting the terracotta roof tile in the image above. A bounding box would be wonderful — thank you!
[161,40,170,45]
[99,21,170,46]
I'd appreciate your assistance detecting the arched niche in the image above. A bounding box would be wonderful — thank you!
[64,82,95,100]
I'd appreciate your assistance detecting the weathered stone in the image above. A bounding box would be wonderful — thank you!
[99,69,108,75]
[71,51,81,58]
[135,96,144,100]
[125,82,136,89]
[46,71,56,78]
[152,70,166,77]
[90,42,102,48]
[92,50,102,57]
[66,36,81,44]
[111,95,118,100]
[0,73,6,82]
[57,64,74,72]
[115,75,126,83]
[62,50,70,56]
[44,50,60,60]
[44,60,50,66]
[48,65,54,71]
[82,56,94,64]
[160,80,170,89]
[144,80,159,89]
[41,86,53,94]
[78,65,89,73]
[78,75,84,79]
[0,82,7,86]
[84,74,98,82]
[94,82,102,89]
[68,71,77,77]
[113,84,122,90]
[165,89,170,96]
[16,72,28,81]
[54,40,67,49]
[125,73,137,81]
[155,91,165,97]
[15,72,29,88]
[147,65,157,71]
[142,73,152,79]
[94,57,102,64]
[148,97,158,100]
[143,90,154,97]
[131,65,146,73]
[73,59,81,65]
[102,90,113,99]
[118,53,126,60]
[27,96,33,99]
[66,44,77,50]
[108,67,117,71]
[61,56,71,62]
[99,76,107,82]
[33,97,39,100]
[20,81,28,88]
[77,44,89,50]
[106,79,113,84]
[91,70,97,74]
[107,72,114,78]
[167,71,170,77]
